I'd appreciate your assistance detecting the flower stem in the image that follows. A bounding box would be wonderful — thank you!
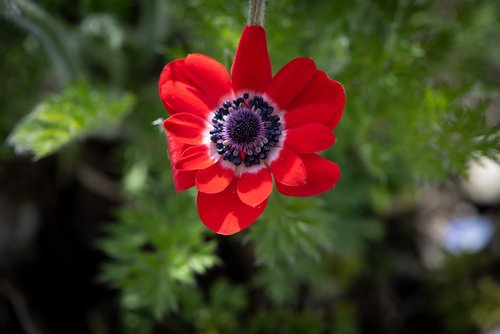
[248,0,266,26]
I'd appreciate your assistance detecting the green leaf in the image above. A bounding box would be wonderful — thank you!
[179,280,248,333]
[247,193,334,304]
[98,186,218,318]
[8,81,135,159]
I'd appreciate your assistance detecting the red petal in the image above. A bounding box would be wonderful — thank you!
[196,162,234,194]
[285,123,335,153]
[231,25,272,93]
[288,71,345,129]
[237,167,273,207]
[176,144,218,171]
[266,57,316,109]
[284,102,335,129]
[276,154,340,197]
[166,134,196,192]
[269,148,306,186]
[185,54,233,109]
[159,80,210,117]
[197,179,268,235]
[163,113,207,145]
[159,59,193,90]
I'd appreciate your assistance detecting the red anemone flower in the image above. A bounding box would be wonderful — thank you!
[158,25,345,235]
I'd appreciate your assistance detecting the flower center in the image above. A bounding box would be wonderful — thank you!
[209,93,282,167]
[226,110,262,144]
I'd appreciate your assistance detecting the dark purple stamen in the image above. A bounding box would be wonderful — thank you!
[209,93,282,167]
[226,110,262,144]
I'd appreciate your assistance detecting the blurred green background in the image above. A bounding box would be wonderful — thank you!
[1,0,500,333]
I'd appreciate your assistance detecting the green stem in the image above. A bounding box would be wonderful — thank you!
[248,0,266,26]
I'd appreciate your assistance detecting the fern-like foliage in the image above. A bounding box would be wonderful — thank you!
[98,187,218,319]
[8,81,134,159]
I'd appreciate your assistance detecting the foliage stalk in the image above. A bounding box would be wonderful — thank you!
[248,0,266,26]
